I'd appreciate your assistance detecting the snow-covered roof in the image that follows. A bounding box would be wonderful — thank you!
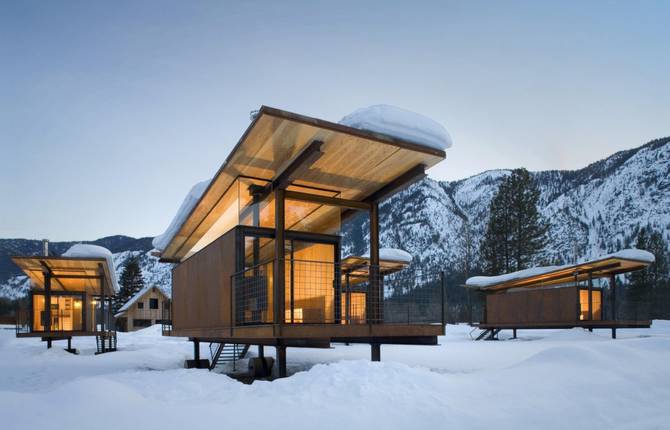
[466,266,566,289]
[361,248,413,263]
[601,249,655,263]
[339,105,453,151]
[152,179,211,252]
[466,248,655,290]
[62,244,120,293]
[155,106,447,261]
[114,284,168,317]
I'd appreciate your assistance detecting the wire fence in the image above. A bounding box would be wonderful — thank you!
[231,259,445,326]
[463,283,654,325]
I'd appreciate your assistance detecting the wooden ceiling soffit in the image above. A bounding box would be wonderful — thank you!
[161,105,447,260]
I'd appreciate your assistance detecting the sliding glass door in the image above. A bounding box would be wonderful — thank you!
[32,293,85,332]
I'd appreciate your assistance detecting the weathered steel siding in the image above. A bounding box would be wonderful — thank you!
[172,228,236,331]
[486,287,578,325]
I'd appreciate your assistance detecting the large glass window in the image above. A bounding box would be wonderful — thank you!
[285,241,336,323]
[32,293,84,332]
[341,292,366,324]
[579,289,602,321]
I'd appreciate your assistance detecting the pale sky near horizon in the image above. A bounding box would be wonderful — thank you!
[1,1,668,241]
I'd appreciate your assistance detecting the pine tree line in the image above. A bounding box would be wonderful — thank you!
[627,226,670,318]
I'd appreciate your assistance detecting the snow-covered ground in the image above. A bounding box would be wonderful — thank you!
[0,323,669,430]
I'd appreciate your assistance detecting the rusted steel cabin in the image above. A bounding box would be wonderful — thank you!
[11,243,118,353]
[156,106,448,376]
[466,251,654,340]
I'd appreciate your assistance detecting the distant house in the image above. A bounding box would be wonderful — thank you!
[114,285,170,332]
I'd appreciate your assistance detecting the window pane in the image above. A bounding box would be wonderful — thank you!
[285,241,336,323]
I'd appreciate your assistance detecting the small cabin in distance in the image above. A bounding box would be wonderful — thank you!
[12,243,118,353]
[466,249,655,340]
[155,105,451,376]
[114,285,170,332]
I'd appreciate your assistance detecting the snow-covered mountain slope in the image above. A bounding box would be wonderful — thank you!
[345,137,670,274]
[0,249,173,301]
[1,137,668,299]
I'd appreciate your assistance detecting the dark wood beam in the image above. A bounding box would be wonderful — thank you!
[284,190,370,211]
[267,140,323,192]
[39,260,68,291]
[51,275,103,280]
[364,164,427,203]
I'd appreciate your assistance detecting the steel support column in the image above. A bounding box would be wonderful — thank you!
[371,343,381,362]
[100,264,106,353]
[274,188,286,328]
[193,339,200,368]
[276,345,287,378]
[367,202,381,323]
[44,271,52,335]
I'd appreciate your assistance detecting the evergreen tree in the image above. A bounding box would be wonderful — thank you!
[114,255,145,312]
[628,227,650,289]
[628,226,669,317]
[480,168,548,274]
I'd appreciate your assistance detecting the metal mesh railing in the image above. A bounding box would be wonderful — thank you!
[381,270,445,324]
[231,259,445,326]
[233,260,274,325]
[602,284,652,322]
[161,302,172,335]
[15,303,30,334]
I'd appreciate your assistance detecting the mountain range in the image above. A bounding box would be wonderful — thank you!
[1,137,668,300]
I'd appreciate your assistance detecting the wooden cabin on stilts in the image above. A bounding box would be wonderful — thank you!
[155,105,452,377]
[466,250,655,340]
[12,241,118,354]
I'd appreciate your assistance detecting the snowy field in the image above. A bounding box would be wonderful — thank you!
[0,323,669,430]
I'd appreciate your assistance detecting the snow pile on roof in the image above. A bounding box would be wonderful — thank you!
[466,265,565,289]
[62,244,119,293]
[339,105,453,151]
[152,179,211,252]
[601,249,655,263]
[362,248,413,263]
[465,248,655,289]
[114,285,166,317]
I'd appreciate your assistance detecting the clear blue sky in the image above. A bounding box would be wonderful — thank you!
[1,1,668,240]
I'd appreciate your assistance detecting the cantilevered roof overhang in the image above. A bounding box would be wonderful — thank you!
[11,256,118,296]
[159,106,446,261]
[474,256,652,292]
[341,255,411,285]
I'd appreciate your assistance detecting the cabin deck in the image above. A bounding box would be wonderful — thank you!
[168,323,443,346]
[479,320,651,330]
[16,330,115,338]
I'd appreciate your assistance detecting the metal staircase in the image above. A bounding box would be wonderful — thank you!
[95,332,117,354]
[208,343,250,371]
[471,328,501,341]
